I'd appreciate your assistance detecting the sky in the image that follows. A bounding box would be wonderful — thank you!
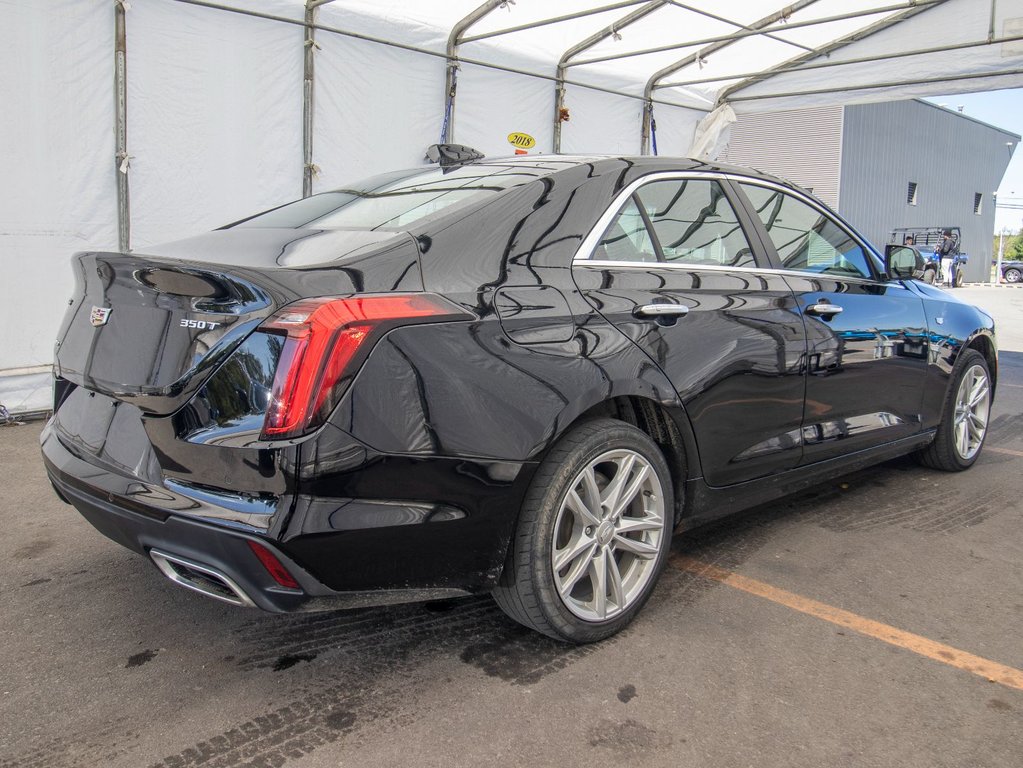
[925,89,1023,234]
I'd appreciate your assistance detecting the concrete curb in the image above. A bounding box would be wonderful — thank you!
[962,283,1023,288]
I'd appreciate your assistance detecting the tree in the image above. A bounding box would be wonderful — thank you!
[1010,236,1023,260]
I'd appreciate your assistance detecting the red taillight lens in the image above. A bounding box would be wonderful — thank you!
[246,540,301,589]
[259,293,465,440]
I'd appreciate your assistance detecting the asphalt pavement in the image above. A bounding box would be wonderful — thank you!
[1,285,1020,768]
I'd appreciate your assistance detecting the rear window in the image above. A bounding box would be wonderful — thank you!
[232,164,553,231]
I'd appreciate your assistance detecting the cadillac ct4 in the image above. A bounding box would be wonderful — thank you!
[42,154,996,642]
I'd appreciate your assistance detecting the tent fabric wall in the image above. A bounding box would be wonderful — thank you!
[455,64,555,158]
[127,0,305,248]
[314,34,446,191]
[559,88,644,155]
[0,0,117,411]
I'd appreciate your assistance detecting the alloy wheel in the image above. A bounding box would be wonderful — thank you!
[551,449,665,622]
[952,364,990,461]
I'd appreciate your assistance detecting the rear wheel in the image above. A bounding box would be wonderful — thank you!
[917,349,991,471]
[493,419,674,643]
[1005,268,1021,283]
[922,267,936,285]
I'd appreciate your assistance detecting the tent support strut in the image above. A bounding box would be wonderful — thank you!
[115,0,129,252]
[640,0,820,155]
[727,67,1023,102]
[443,1,503,145]
[554,0,668,153]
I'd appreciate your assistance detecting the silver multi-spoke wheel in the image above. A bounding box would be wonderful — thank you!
[952,364,990,461]
[493,418,674,642]
[917,349,992,472]
[551,449,665,622]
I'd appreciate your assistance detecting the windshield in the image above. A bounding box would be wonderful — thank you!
[232,164,555,232]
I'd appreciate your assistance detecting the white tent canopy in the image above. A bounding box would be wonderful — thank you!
[2,0,1022,413]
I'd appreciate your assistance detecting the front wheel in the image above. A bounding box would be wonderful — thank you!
[922,267,936,285]
[493,419,674,643]
[917,349,991,471]
[1005,268,1021,284]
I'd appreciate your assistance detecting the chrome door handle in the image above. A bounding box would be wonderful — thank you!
[634,304,690,319]
[805,302,844,317]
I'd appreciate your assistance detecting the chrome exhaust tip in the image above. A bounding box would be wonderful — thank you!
[149,549,256,608]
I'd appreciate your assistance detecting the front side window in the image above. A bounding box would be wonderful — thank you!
[740,183,874,280]
[636,180,755,267]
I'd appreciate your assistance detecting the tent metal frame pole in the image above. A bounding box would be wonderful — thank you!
[640,0,820,155]
[568,0,943,68]
[658,33,1023,89]
[169,0,702,111]
[442,1,503,144]
[554,0,668,153]
[716,0,946,105]
[725,66,1023,103]
[665,2,815,53]
[461,0,648,44]
[114,0,130,252]
[302,1,334,197]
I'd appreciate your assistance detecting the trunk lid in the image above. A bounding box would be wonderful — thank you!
[54,228,423,415]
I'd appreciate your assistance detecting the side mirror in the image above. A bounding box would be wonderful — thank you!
[884,244,924,280]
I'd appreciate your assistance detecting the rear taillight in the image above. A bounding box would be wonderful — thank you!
[258,293,467,440]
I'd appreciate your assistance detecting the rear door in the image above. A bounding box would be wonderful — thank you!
[735,181,930,464]
[571,173,807,487]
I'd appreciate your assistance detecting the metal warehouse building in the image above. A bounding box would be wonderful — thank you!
[721,99,1020,282]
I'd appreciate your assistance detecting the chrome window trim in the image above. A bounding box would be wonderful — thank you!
[572,171,886,285]
[578,259,886,287]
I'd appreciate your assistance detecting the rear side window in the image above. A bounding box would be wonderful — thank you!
[741,183,874,280]
[636,180,755,267]
[593,198,659,262]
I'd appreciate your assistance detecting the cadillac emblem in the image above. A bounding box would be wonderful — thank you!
[90,306,112,327]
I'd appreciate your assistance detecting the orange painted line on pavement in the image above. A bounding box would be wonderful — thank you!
[987,446,1023,458]
[671,555,1023,692]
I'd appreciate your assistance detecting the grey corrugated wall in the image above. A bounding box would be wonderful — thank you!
[839,100,1018,283]
[721,100,1019,283]
[721,105,844,208]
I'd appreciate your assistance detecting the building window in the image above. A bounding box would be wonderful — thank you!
[907,182,918,205]
[974,193,983,215]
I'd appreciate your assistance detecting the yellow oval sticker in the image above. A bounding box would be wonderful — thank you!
[507,132,536,149]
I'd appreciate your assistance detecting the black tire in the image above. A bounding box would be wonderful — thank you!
[917,349,992,471]
[923,267,936,285]
[492,418,674,643]
[1005,268,1021,284]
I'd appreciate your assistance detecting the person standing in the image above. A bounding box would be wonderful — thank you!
[936,230,955,286]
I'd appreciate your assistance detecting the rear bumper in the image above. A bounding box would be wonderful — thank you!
[39,421,527,613]
[41,425,480,612]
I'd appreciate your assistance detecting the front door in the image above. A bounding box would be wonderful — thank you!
[736,181,930,464]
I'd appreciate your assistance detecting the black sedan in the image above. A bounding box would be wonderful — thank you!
[1000,260,1022,283]
[42,153,996,643]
